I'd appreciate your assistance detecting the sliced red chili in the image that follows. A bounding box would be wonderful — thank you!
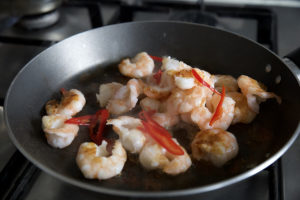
[89,109,109,145]
[139,110,172,138]
[153,69,162,85]
[141,120,184,155]
[209,85,226,126]
[65,115,93,126]
[60,88,67,95]
[150,55,163,62]
[191,69,221,95]
[138,110,183,155]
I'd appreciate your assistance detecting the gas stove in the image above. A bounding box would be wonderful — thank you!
[0,1,299,200]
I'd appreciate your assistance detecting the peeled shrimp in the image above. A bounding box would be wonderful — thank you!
[191,94,235,130]
[162,57,214,91]
[46,89,86,116]
[76,140,127,180]
[237,75,281,113]
[151,113,180,129]
[140,97,161,112]
[140,97,179,128]
[139,140,192,175]
[143,71,174,99]
[172,68,214,91]
[97,79,143,115]
[96,82,123,107]
[42,114,79,149]
[172,69,196,90]
[166,86,210,115]
[191,128,238,167]
[161,56,191,72]
[227,92,257,124]
[118,52,154,78]
[107,116,146,154]
[212,75,239,93]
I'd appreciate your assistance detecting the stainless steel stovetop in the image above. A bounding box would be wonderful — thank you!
[0,1,299,200]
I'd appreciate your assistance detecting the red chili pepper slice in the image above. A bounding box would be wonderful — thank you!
[138,110,183,155]
[191,69,221,95]
[89,109,109,145]
[65,115,93,126]
[141,120,184,155]
[153,69,162,85]
[139,110,172,138]
[64,109,109,145]
[60,88,67,95]
[209,86,226,126]
[150,55,163,62]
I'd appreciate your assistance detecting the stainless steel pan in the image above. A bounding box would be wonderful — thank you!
[4,21,300,197]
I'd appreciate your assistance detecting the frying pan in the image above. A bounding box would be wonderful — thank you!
[4,21,300,197]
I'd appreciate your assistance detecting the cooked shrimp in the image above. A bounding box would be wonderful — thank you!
[161,56,191,72]
[166,86,209,115]
[163,59,214,91]
[140,97,179,128]
[42,115,79,149]
[227,92,257,124]
[139,140,191,175]
[96,82,123,107]
[212,75,239,93]
[76,140,127,180]
[191,128,238,167]
[46,89,86,116]
[118,52,154,78]
[140,97,161,112]
[151,113,180,129]
[237,75,281,113]
[107,116,146,154]
[180,112,194,125]
[172,69,196,90]
[143,71,174,99]
[102,79,143,115]
[191,94,235,130]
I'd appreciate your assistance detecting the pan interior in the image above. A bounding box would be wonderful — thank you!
[5,22,300,194]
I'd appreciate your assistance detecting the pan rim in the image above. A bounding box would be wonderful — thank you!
[4,21,300,197]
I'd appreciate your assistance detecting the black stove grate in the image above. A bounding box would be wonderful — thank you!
[0,1,283,200]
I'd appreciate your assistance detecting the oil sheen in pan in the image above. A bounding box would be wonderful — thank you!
[56,62,281,191]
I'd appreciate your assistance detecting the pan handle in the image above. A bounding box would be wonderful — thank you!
[285,47,300,68]
[284,47,300,82]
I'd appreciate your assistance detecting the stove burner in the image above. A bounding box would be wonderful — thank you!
[169,11,218,26]
[18,10,60,30]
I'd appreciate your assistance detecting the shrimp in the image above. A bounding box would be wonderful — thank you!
[42,114,79,149]
[237,75,281,113]
[140,97,179,128]
[139,140,192,175]
[191,128,238,167]
[140,97,161,112]
[166,86,209,115]
[172,69,196,90]
[227,92,257,124]
[118,52,154,78]
[162,57,214,91]
[76,140,127,180]
[96,82,123,107]
[98,79,143,115]
[212,75,239,93]
[151,113,180,129]
[143,71,174,99]
[180,112,194,125]
[107,116,146,154]
[161,56,191,72]
[46,89,86,116]
[191,94,235,130]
